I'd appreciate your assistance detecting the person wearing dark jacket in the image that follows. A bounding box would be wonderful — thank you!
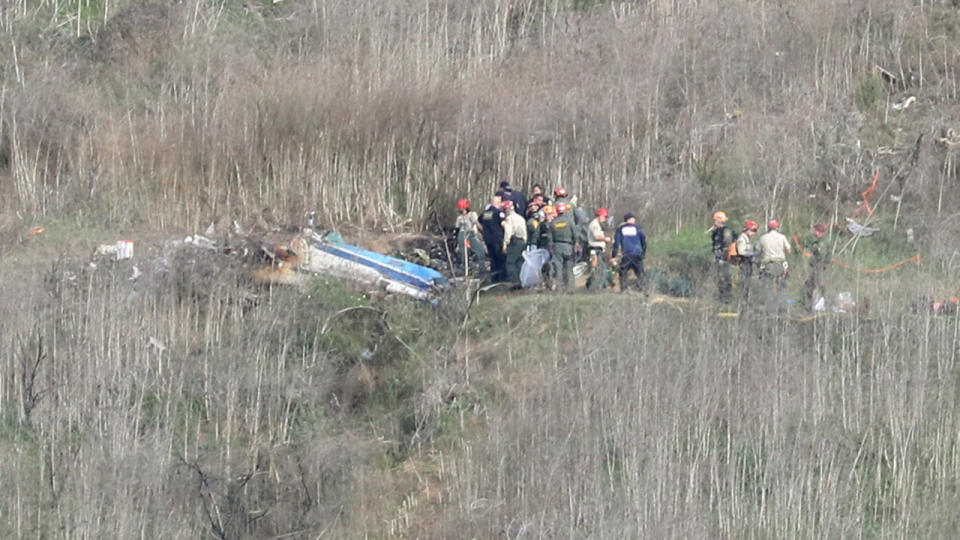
[479,192,507,282]
[612,213,647,293]
[711,211,736,303]
[500,181,527,217]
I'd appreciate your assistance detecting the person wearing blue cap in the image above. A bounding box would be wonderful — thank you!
[612,212,647,294]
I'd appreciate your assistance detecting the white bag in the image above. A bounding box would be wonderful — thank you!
[520,248,551,288]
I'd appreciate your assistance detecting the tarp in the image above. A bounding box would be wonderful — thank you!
[520,248,551,288]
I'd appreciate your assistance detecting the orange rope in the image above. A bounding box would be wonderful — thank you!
[794,234,920,273]
[852,170,880,218]
[829,254,921,274]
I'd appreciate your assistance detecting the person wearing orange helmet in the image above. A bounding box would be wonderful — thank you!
[535,205,557,289]
[734,220,760,303]
[757,219,792,313]
[711,210,736,304]
[586,207,614,291]
[455,198,486,269]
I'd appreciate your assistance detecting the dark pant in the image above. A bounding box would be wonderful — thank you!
[715,259,732,303]
[619,254,646,292]
[552,242,575,292]
[739,262,754,302]
[587,248,609,291]
[485,239,507,282]
[505,238,526,284]
[457,230,486,267]
[802,263,827,310]
[760,261,788,313]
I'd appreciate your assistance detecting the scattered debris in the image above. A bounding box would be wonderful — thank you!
[845,218,879,237]
[183,235,217,250]
[148,337,167,354]
[890,95,916,111]
[95,239,135,260]
[28,227,45,235]
[936,127,960,149]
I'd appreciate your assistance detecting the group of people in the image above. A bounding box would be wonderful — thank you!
[454,182,647,294]
[455,188,831,310]
[711,210,831,312]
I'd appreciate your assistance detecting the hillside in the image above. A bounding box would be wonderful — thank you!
[2,0,960,538]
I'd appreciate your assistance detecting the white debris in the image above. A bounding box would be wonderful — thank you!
[846,218,879,236]
[184,235,217,250]
[95,239,134,260]
[891,96,916,111]
[148,337,167,354]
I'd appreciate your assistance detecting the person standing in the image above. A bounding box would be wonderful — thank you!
[756,219,792,313]
[479,192,506,282]
[612,212,647,294]
[500,182,527,217]
[586,207,613,291]
[802,224,832,310]
[538,205,557,289]
[501,200,528,286]
[735,220,760,303]
[551,203,577,292]
[454,198,486,269]
[711,211,736,304]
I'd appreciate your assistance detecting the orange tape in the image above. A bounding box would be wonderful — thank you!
[829,254,921,274]
[852,170,880,218]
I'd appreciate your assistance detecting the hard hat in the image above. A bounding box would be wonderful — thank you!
[745,220,758,232]
[502,200,514,211]
[543,205,555,215]
[596,207,609,217]
[713,211,728,223]
[456,198,470,211]
[768,219,780,229]
[554,187,568,199]
[556,202,569,214]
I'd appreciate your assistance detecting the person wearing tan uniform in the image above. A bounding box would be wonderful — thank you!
[735,220,760,303]
[756,219,792,313]
[586,208,612,291]
[501,200,528,286]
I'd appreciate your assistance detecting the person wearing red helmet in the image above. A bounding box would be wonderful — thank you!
[711,210,736,304]
[586,207,614,291]
[756,219,792,313]
[550,202,577,291]
[734,220,761,303]
[455,198,486,270]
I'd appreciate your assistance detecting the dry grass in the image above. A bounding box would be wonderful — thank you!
[0,1,957,237]
[2,0,960,537]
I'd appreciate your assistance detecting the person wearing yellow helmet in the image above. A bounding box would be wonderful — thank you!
[711,210,736,304]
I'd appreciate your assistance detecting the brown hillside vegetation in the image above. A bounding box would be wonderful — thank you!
[0,0,958,234]
[3,0,960,538]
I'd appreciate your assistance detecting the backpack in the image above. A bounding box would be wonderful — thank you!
[727,238,740,264]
